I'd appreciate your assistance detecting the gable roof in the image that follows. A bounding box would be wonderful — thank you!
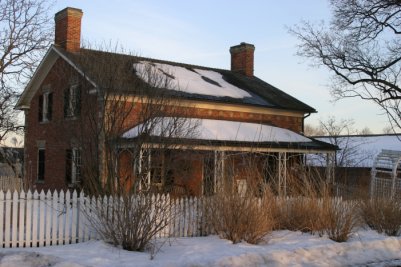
[16,45,316,113]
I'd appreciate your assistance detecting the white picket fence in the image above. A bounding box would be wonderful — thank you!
[0,189,210,248]
[0,176,23,192]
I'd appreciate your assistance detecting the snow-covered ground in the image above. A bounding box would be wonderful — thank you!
[1,230,401,267]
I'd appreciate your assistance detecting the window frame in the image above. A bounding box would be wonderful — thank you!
[39,92,53,122]
[66,147,82,186]
[64,84,81,118]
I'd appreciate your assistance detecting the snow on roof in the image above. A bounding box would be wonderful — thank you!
[133,61,253,99]
[122,117,312,143]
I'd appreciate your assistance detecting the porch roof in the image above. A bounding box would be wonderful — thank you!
[121,118,338,153]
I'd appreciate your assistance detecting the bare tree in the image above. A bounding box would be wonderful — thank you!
[311,117,373,167]
[290,0,401,132]
[58,45,200,252]
[304,123,325,136]
[0,0,52,140]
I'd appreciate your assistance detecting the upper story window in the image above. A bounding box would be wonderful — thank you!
[64,84,81,118]
[38,92,53,122]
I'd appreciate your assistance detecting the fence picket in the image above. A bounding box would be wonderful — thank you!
[45,190,52,246]
[18,190,26,248]
[38,190,45,247]
[32,190,39,247]
[71,190,78,244]
[0,191,4,248]
[25,190,32,247]
[5,190,11,248]
[58,190,65,245]
[52,191,59,245]
[78,191,84,242]
[65,190,71,244]
[12,190,18,247]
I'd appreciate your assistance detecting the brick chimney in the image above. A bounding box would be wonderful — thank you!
[230,42,255,77]
[54,7,83,52]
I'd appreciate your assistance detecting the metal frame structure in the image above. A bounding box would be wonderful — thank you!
[370,149,401,198]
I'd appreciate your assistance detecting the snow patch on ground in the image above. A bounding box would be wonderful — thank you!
[2,230,401,267]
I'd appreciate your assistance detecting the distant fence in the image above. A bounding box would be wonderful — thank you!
[0,176,23,192]
[0,189,210,248]
[371,177,401,199]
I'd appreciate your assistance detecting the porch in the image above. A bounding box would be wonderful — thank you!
[117,118,337,196]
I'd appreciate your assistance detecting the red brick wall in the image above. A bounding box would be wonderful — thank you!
[24,59,96,191]
[54,8,83,52]
[25,59,303,192]
[118,101,303,133]
[230,43,255,77]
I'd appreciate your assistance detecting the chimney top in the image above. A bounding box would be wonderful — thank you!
[229,42,255,77]
[54,7,83,52]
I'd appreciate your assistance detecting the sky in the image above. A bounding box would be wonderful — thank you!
[50,0,393,134]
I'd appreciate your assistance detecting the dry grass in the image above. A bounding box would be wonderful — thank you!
[272,167,360,242]
[360,197,401,236]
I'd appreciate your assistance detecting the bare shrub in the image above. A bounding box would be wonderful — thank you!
[87,193,173,252]
[273,166,360,242]
[275,196,321,233]
[273,166,325,233]
[317,197,360,242]
[360,197,401,236]
[206,187,276,244]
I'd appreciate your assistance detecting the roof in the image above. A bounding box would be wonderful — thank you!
[309,134,401,167]
[121,118,337,153]
[16,45,316,113]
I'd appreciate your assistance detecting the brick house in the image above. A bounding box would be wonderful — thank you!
[16,7,336,194]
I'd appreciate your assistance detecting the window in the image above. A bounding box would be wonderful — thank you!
[38,92,53,122]
[37,149,45,181]
[64,84,81,118]
[66,148,82,185]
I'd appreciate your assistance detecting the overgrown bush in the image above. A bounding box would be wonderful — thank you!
[360,197,401,236]
[275,196,321,233]
[317,197,360,242]
[86,193,174,252]
[273,168,360,242]
[205,187,276,244]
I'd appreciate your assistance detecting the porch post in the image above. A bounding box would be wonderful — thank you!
[147,148,151,187]
[326,152,335,184]
[214,150,217,193]
[138,147,143,191]
[278,152,287,196]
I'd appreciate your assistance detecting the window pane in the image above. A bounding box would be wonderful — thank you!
[38,149,45,181]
